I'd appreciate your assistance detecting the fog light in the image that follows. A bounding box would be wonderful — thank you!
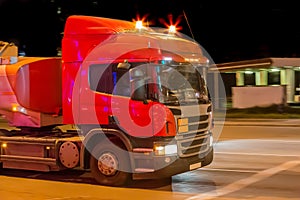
[154,146,165,156]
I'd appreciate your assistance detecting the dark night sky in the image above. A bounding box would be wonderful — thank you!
[1,0,300,63]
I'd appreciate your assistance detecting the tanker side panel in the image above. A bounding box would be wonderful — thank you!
[0,65,18,113]
[15,58,62,114]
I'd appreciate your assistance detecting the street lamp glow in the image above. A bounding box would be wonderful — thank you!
[135,20,143,30]
[168,25,176,33]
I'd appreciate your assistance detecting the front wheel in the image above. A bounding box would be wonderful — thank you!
[90,140,132,187]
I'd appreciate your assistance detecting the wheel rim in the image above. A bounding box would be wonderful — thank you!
[97,152,118,176]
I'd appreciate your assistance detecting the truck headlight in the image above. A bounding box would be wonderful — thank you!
[154,143,177,156]
[178,118,188,133]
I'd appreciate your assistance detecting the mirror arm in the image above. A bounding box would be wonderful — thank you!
[143,99,149,105]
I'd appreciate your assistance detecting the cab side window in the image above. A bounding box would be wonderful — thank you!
[89,64,114,93]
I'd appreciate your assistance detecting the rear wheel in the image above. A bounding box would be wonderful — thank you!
[90,140,131,186]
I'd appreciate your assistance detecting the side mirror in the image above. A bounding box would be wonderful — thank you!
[117,60,131,70]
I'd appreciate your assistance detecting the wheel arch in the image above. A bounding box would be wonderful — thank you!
[80,128,133,170]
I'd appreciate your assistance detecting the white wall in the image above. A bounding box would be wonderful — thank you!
[232,86,286,108]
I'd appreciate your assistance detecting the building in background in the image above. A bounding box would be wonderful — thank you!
[209,57,300,108]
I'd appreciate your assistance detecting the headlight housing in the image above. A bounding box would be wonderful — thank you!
[154,142,178,156]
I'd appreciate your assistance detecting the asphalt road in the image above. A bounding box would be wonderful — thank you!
[1,120,300,200]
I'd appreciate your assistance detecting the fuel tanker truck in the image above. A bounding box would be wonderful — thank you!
[0,15,214,186]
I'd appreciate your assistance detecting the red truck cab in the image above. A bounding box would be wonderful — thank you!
[0,15,214,187]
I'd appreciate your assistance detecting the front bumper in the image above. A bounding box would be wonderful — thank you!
[132,146,213,180]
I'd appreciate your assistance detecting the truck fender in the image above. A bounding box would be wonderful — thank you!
[80,128,134,169]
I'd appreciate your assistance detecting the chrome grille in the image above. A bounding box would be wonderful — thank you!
[176,114,210,158]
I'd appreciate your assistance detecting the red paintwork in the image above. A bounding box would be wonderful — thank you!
[62,15,135,124]
[0,15,203,137]
[61,15,183,136]
[0,57,62,127]
[62,15,136,63]
[0,57,61,114]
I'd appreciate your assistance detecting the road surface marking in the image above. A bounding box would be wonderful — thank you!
[186,159,300,200]
[215,151,300,157]
[250,139,300,143]
[201,168,259,173]
[216,139,300,143]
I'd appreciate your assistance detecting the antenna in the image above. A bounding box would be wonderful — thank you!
[182,10,195,41]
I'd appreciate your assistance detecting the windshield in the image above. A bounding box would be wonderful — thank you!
[152,62,210,105]
[89,60,210,106]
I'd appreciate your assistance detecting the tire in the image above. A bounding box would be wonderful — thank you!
[90,140,132,187]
